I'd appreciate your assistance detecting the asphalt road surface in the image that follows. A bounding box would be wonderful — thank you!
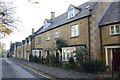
[1,58,51,80]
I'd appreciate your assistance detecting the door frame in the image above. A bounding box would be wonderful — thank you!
[104,45,120,70]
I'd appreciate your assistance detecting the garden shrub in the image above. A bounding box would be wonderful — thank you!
[45,54,61,67]
[43,56,49,64]
[73,47,88,65]
[62,57,76,70]
[62,63,71,70]
[41,56,45,64]
[37,57,42,63]
[29,55,42,63]
[32,56,38,63]
[48,54,57,66]
[82,60,108,73]
[29,54,34,62]
[68,57,76,70]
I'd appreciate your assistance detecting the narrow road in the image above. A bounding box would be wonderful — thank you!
[1,58,50,80]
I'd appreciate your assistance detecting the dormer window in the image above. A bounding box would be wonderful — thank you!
[68,5,80,19]
[68,8,75,19]
[44,19,52,29]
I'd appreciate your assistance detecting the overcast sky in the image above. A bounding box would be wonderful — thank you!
[1,0,90,49]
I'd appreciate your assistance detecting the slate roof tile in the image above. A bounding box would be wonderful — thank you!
[99,2,120,26]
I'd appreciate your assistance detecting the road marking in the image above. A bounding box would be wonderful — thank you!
[24,65,50,78]
[18,62,51,79]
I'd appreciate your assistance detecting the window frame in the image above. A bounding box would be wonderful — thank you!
[46,50,50,57]
[39,50,42,58]
[54,31,60,38]
[68,8,75,19]
[70,24,79,37]
[36,36,41,45]
[110,25,120,35]
[62,47,75,61]
[46,34,50,40]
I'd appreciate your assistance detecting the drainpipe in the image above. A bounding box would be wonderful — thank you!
[31,37,33,56]
[88,16,91,60]
[99,27,103,61]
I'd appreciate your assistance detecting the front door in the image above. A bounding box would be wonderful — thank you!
[39,51,41,57]
[113,48,120,71]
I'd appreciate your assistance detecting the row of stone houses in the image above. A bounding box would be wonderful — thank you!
[10,1,120,71]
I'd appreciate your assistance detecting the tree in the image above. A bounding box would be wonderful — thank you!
[55,38,68,52]
[0,0,18,38]
[73,47,88,64]
[0,42,6,55]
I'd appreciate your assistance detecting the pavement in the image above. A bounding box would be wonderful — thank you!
[9,58,107,79]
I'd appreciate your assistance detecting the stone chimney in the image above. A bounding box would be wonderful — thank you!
[32,28,34,34]
[10,41,12,44]
[51,12,55,19]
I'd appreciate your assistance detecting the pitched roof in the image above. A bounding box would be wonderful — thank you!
[35,2,97,35]
[99,2,120,27]
[15,42,21,47]
[34,26,44,35]
[22,40,25,44]
[9,43,15,51]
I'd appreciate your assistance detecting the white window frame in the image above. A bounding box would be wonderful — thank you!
[54,31,59,38]
[110,25,120,35]
[37,37,41,45]
[68,8,75,19]
[32,50,42,57]
[70,24,79,37]
[46,50,50,57]
[62,47,76,61]
[46,34,50,40]
[38,50,42,58]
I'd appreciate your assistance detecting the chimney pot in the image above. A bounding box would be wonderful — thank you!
[32,28,34,34]
[51,12,55,19]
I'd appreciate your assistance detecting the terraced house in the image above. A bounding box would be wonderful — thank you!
[17,42,22,59]
[9,43,15,56]
[10,1,120,71]
[13,42,21,58]
[33,1,111,61]
[99,2,120,71]
[25,34,34,61]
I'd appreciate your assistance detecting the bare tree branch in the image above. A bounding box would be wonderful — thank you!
[0,0,20,39]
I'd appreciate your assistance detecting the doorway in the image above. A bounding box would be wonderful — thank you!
[113,48,120,71]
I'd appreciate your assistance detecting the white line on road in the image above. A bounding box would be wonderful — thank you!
[20,63,51,79]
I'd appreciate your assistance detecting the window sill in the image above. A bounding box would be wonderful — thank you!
[70,35,79,38]
[36,43,40,45]
[46,39,50,41]
[110,33,120,36]
[62,60,69,62]
[54,37,59,39]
